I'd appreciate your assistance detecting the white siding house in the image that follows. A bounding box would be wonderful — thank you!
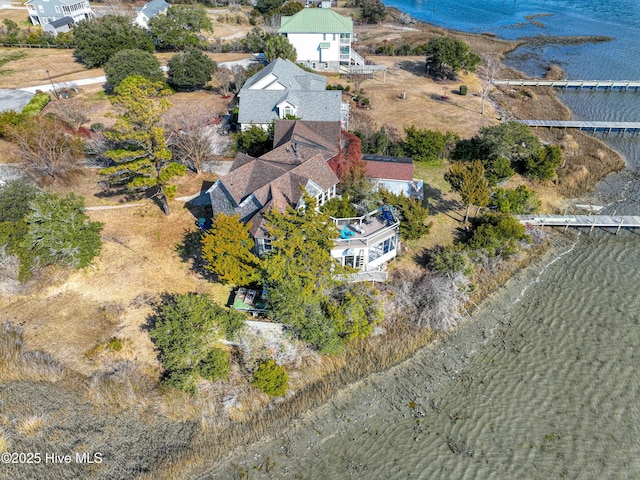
[26,0,93,31]
[134,0,170,29]
[278,8,353,72]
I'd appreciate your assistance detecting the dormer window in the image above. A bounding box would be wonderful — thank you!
[284,106,293,117]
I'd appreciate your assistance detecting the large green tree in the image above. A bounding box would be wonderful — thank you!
[424,37,480,79]
[167,49,217,91]
[445,160,490,224]
[452,121,545,184]
[264,35,297,62]
[73,15,153,68]
[149,5,213,51]
[401,126,458,163]
[100,76,186,215]
[201,213,261,285]
[150,293,245,393]
[104,49,164,90]
[233,124,273,157]
[261,195,381,354]
[358,0,387,24]
[22,192,103,269]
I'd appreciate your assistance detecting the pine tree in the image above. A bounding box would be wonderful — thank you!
[22,192,103,269]
[445,160,489,224]
[100,76,186,215]
[201,213,261,285]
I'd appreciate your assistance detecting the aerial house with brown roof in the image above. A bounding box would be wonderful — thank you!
[207,120,401,280]
[362,155,424,200]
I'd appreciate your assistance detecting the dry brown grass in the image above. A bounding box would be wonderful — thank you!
[330,57,499,139]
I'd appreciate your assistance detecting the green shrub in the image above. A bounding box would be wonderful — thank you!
[150,293,246,393]
[198,347,231,381]
[379,190,430,240]
[427,244,473,275]
[0,110,26,138]
[321,196,357,218]
[467,213,529,258]
[251,359,288,397]
[21,92,50,116]
[490,185,541,214]
[90,123,105,132]
[106,337,123,351]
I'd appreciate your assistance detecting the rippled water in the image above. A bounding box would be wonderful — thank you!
[206,2,640,478]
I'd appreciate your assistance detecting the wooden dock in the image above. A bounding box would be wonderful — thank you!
[517,119,640,134]
[493,79,640,90]
[517,214,640,234]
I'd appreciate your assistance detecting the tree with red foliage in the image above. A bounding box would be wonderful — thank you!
[328,131,367,187]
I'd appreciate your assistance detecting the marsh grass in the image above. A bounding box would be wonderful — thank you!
[16,414,45,437]
[0,323,65,383]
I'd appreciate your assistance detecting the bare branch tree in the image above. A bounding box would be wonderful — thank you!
[7,117,84,183]
[46,97,89,131]
[213,67,234,96]
[231,65,248,93]
[263,14,281,35]
[478,54,500,115]
[162,104,220,173]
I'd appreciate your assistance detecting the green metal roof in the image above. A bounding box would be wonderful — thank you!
[319,42,330,48]
[278,8,353,34]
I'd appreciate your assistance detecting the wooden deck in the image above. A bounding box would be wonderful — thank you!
[517,119,640,134]
[517,214,640,233]
[493,79,640,90]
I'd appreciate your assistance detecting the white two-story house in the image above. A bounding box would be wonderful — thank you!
[278,8,354,72]
[26,0,94,34]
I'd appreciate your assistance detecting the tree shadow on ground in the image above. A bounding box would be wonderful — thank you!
[175,180,219,282]
[413,225,471,267]
[424,183,463,220]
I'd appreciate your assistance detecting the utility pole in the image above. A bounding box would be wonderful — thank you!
[45,69,59,99]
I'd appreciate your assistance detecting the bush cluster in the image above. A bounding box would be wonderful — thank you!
[21,93,51,116]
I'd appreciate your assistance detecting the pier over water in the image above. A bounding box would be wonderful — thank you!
[493,79,640,90]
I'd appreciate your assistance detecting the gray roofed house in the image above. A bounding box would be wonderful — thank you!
[26,0,94,35]
[237,58,348,131]
[134,0,170,29]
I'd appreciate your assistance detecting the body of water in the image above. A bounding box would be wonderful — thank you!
[209,1,640,478]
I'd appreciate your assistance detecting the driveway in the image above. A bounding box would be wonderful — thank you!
[0,89,34,112]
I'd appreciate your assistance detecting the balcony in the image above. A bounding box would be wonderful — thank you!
[331,206,399,248]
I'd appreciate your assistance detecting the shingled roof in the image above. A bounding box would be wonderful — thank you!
[237,59,342,126]
[208,121,341,237]
[362,155,414,181]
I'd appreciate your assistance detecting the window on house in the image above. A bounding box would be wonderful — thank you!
[324,63,329,69]
[333,34,336,41]
[323,33,326,41]
[283,106,293,117]
[55,6,60,12]
[38,5,44,12]
[312,62,317,69]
